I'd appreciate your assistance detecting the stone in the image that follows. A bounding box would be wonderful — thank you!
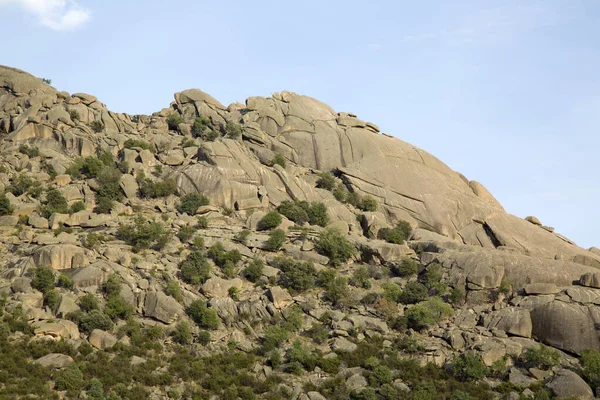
[0,215,18,226]
[508,367,535,387]
[346,373,368,391]
[525,216,542,225]
[33,353,74,369]
[332,337,358,352]
[523,283,560,295]
[56,293,80,318]
[120,174,138,199]
[268,286,294,309]
[545,369,593,400]
[485,308,532,338]
[307,392,327,400]
[467,264,504,289]
[202,277,243,298]
[71,265,109,288]
[89,329,118,349]
[33,244,86,270]
[28,213,49,229]
[580,272,600,288]
[143,291,184,324]
[33,319,79,340]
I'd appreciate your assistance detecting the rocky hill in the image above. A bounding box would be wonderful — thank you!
[0,64,599,399]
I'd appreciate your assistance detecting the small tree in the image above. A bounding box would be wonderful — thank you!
[581,348,600,388]
[187,300,220,329]
[316,228,355,266]
[316,172,336,191]
[258,210,282,230]
[378,220,412,244]
[359,195,378,212]
[178,193,209,215]
[243,259,264,283]
[167,113,184,131]
[523,344,561,370]
[271,153,286,168]
[326,276,350,307]
[452,351,488,382]
[31,267,55,294]
[179,251,212,285]
[225,121,242,139]
[172,321,192,344]
[266,229,286,251]
[0,192,14,216]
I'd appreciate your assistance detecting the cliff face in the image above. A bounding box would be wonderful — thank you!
[1,64,600,398]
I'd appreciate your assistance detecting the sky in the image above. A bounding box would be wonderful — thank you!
[0,0,599,248]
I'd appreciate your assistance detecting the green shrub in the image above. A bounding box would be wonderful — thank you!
[452,351,488,381]
[235,229,250,242]
[94,196,114,214]
[39,189,69,218]
[259,210,282,230]
[178,193,209,215]
[326,276,350,306]
[43,289,60,310]
[277,200,309,224]
[225,121,242,139]
[102,274,122,297]
[41,159,57,178]
[399,281,428,304]
[316,228,355,266]
[351,266,371,289]
[243,259,264,283]
[124,139,154,152]
[80,156,105,178]
[581,348,600,387]
[78,309,114,333]
[57,274,74,290]
[196,215,209,229]
[369,365,393,386]
[0,192,13,215]
[332,183,348,202]
[84,232,103,249]
[274,257,316,292]
[172,321,192,344]
[306,202,329,227]
[55,364,84,392]
[18,144,40,158]
[270,153,286,168]
[166,281,182,302]
[69,200,85,214]
[316,172,336,190]
[79,293,99,312]
[359,195,378,212]
[137,171,177,198]
[177,225,197,242]
[8,174,38,196]
[69,109,80,121]
[412,381,437,400]
[449,286,465,305]
[31,267,55,294]
[262,325,289,352]
[179,251,211,285]
[191,116,211,138]
[498,279,512,294]
[423,262,444,291]
[187,300,220,329]
[382,281,403,303]
[401,297,453,331]
[198,330,211,345]
[378,220,412,244]
[90,120,104,133]
[167,113,184,130]
[117,214,170,252]
[105,295,133,320]
[392,257,419,277]
[266,229,286,251]
[523,344,561,370]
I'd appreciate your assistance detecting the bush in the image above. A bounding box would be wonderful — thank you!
[523,344,561,370]
[382,281,403,303]
[378,220,412,244]
[96,167,123,201]
[196,215,209,229]
[172,321,192,344]
[43,289,60,310]
[57,274,74,290]
[105,295,133,320]
[449,286,465,305]
[271,153,286,168]
[207,242,242,268]
[452,351,488,381]
[84,232,103,249]
[191,116,211,138]
[177,225,197,242]
[94,196,114,214]
[178,193,209,215]
[262,325,289,352]
[277,200,309,225]
[69,109,80,121]
[80,156,105,178]
[225,121,242,139]
[79,293,99,312]
[187,300,219,329]
[69,200,85,213]
[137,172,177,198]
[391,257,419,277]
[0,192,13,215]
[18,144,40,158]
[401,297,453,331]
[581,348,600,387]
[326,276,350,306]
[179,251,212,285]
[167,113,184,130]
[359,195,378,212]
[31,267,55,294]
[8,174,38,197]
[243,259,264,283]
[316,172,336,190]
[351,266,371,289]
[258,210,282,230]
[306,202,329,227]
[274,257,316,292]
[117,214,170,252]
[316,228,355,266]
[332,183,348,202]
[266,229,286,251]
[39,189,69,218]
[124,139,154,152]
[235,229,250,242]
[55,364,84,392]
[398,281,428,304]
[73,309,114,333]
[90,120,104,133]
[369,365,393,386]
[166,281,182,302]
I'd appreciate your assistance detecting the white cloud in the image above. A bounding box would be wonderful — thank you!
[0,0,90,31]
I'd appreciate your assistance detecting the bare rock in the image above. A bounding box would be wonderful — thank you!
[33,244,86,270]
[89,329,118,349]
[580,272,600,289]
[545,369,593,400]
[524,283,560,295]
[332,337,358,352]
[202,277,242,298]
[143,291,184,324]
[525,216,542,226]
[33,353,74,369]
[268,286,294,309]
[33,319,79,340]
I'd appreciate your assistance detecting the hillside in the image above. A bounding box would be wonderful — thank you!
[0,65,599,399]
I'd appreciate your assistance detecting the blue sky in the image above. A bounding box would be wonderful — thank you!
[1,0,599,248]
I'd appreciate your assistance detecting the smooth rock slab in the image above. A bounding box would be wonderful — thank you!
[545,369,593,400]
[89,329,118,349]
[33,353,74,369]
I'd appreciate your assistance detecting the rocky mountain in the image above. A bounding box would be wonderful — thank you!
[0,64,599,399]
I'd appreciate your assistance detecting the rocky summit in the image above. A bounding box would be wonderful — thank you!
[0,64,599,399]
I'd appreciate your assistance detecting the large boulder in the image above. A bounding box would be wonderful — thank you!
[545,369,593,400]
[143,291,184,324]
[33,244,86,270]
[89,329,118,349]
[33,353,74,369]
